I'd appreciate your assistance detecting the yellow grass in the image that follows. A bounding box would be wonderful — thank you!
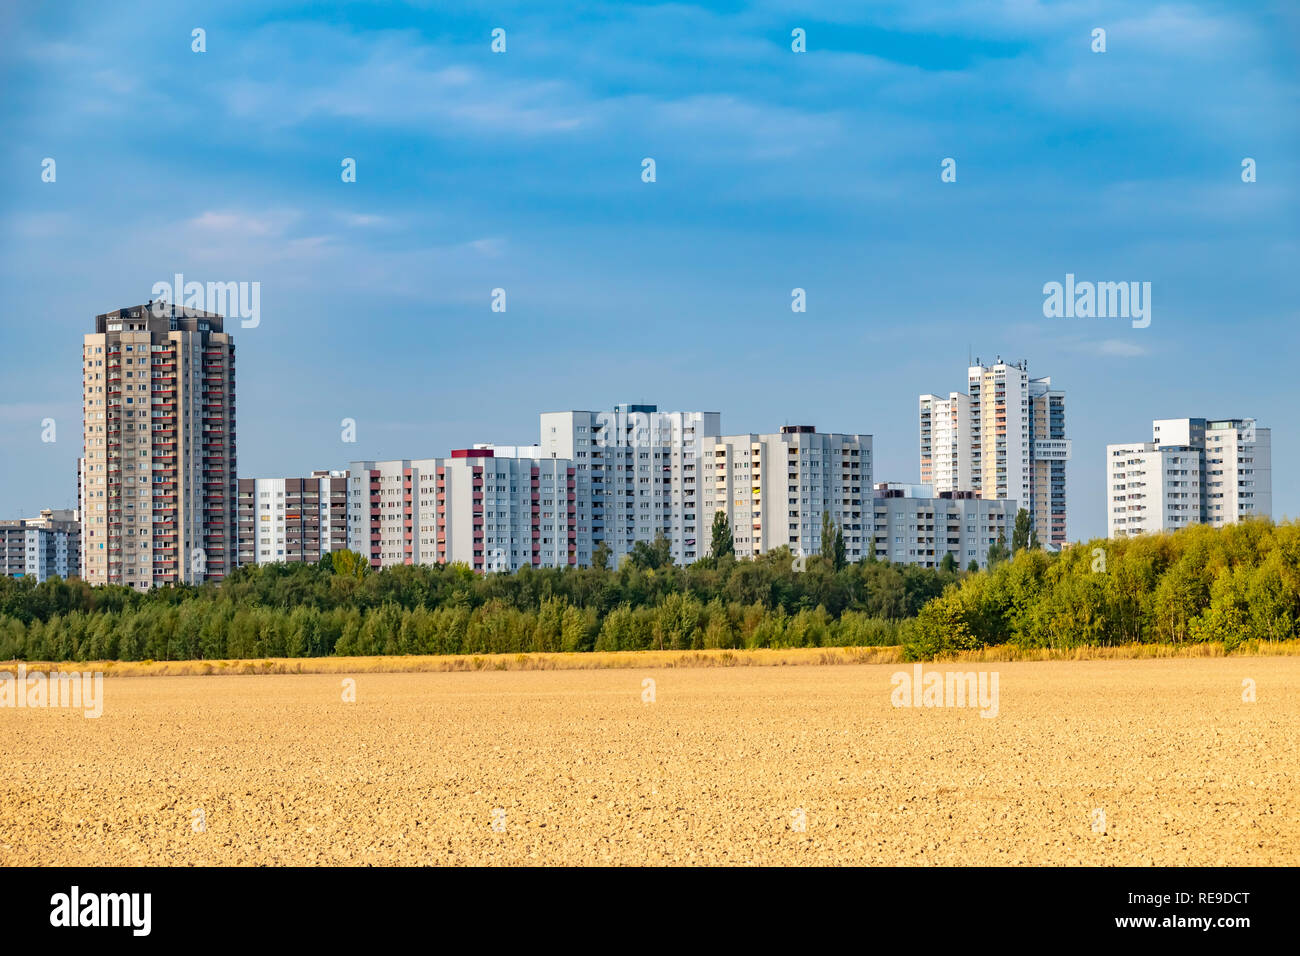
[942,638,1300,663]
[3,637,1297,677]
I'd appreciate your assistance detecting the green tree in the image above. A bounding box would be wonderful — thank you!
[819,511,847,571]
[592,542,612,572]
[8,517,1295,664]
[710,511,735,559]
[1188,566,1249,647]
[1152,554,1209,643]
[905,593,979,660]
[987,532,1010,569]
[628,534,673,571]
[331,549,371,579]
[1012,508,1033,553]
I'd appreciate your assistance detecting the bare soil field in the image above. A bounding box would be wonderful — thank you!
[1,657,1295,866]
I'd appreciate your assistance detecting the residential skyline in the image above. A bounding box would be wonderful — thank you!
[3,309,1289,552]
[2,1,1297,541]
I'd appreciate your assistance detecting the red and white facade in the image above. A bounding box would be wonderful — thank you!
[348,449,576,572]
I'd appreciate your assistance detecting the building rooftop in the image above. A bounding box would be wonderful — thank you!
[94,302,224,334]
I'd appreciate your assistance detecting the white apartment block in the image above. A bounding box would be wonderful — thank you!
[348,450,576,572]
[919,392,971,493]
[1108,418,1271,538]
[872,483,1014,569]
[701,426,873,561]
[1157,418,1272,527]
[919,358,1069,550]
[0,509,81,582]
[237,471,349,565]
[539,404,721,566]
[1106,443,1203,536]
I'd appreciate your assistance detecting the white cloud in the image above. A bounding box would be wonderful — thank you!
[5,213,71,239]
[220,30,595,136]
[187,210,286,237]
[339,213,390,228]
[1093,338,1149,358]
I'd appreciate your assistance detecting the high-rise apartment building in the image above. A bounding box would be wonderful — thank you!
[0,509,81,582]
[701,426,873,560]
[348,456,439,570]
[346,404,721,572]
[348,423,873,571]
[348,450,576,572]
[80,303,236,589]
[919,392,970,493]
[1107,418,1271,538]
[1028,378,1070,547]
[1155,419,1272,527]
[539,404,721,566]
[237,471,349,566]
[872,483,1014,569]
[1105,442,1203,536]
[919,358,1069,549]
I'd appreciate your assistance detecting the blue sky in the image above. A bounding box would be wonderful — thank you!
[2,0,1297,542]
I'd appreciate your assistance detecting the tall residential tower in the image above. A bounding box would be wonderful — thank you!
[919,359,1069,549]
[80,303,236,589]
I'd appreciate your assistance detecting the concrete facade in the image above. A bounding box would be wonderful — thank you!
[238,471,349,565]
[872,483,1014,569]
[1108,418,1271,538]
[80,303,236,589]
[0,509,81,582]
[701,426,873,561]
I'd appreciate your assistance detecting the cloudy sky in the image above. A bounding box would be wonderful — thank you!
[1,0,1297,541]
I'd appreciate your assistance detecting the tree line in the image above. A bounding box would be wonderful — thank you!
[0,541,953,661]
[1,519,1295,662]
[909,519,1300,658]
